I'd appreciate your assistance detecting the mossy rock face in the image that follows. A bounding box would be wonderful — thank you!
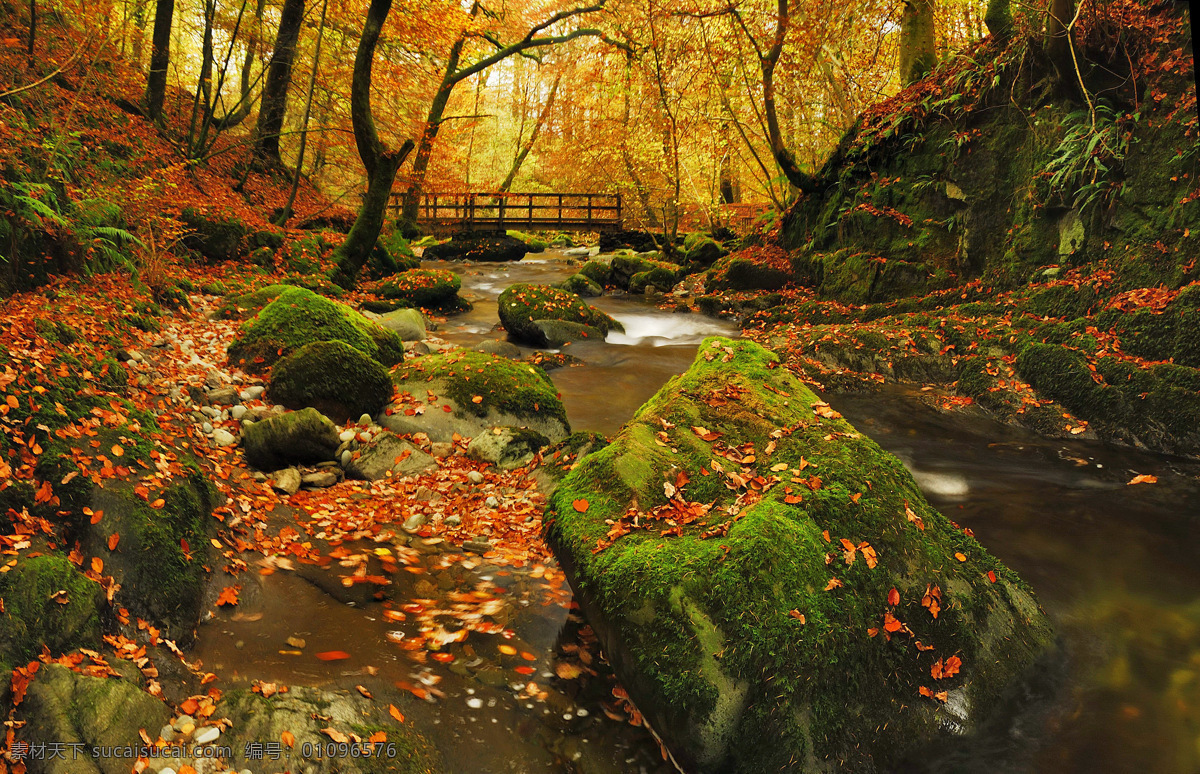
[180,207,251,262]
[497,283,623,346]
[466,426,551,470]
[380,269,463,309]
[533,320,606,347]
[0,554,103,665]
[579,260,612,286]
[377,308,428,341]
[384,350,569,442]
[216,283,292,319]
[629,266,680,294]
[684,235,726,267]
[243,407,342,470]
[423,234,528,262]
[610,254,682,290]
[545,337,1056,773]
[18,662,172,774]
[227,286,404,373]
[87,467,217,644]
[217,686,443,773]
[708,256,791,291]
[269,340,395,422]
[557,273,603,297]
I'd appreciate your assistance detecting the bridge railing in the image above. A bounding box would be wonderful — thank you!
[404,192,623,233]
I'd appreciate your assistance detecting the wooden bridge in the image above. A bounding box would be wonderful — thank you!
[396,192,624,234]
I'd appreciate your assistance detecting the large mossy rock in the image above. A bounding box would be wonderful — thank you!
[18,662,172,774]
[610,253,684,291]
[87,467,217,643]
[0,554,103,667]
[497,283,623,346]
[243,407,341,470]
[384,350,569,442]
[227,286,405,373]
[423,233,529,262]
[269,340,394,422]
[180,207,251,262]
[216,283,291,319]
[380,268,464,309]
[377,307,428,341]
[545,337,1055,773]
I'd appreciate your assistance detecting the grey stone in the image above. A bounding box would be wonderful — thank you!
[533,319,605,347]
[201,421,213,434]
[270,468,301,496]
[230,405,247,420]
[403,513,427,532]
[466,426,550,470]
[207,386,240,405]
[344,432,437,481]
[212,428,237,447]
[463,540,493,554]
[243,385,265,400]
[378,308,428,341]
[430,442,454,458]
[301,470,340,488]
[467,470,484,484]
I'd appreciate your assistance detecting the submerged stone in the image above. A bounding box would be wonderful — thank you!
[545,337,1055,773]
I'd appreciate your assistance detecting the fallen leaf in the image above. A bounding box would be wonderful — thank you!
[282,730,295,747]
[888,587,900,606]
[788,609,806,624]
[389,704,405,723]
[883,612,903,633]
[824,577,844,591]
[471,395,483,404]
[315,650,351,661]
[107,533,120,551]
[572,499,589,513]
[215,586,240,607]
[1128,474,1158,485]
[954,552,967,562]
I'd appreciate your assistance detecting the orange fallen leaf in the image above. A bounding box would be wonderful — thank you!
[883,612,903,633]
[111,444,124,457]
[788,609,806,624]
[107,533,120,551]
[215,586,240,607]
[90,557,104,575]
[356,684,374,698]
[824,577,844,591]
[554,662,583,679]
[498,644,517,656]
[389,704,405,723]
[954,552,967,562]
[572,499,589,513]
[282,730,295,747]
[150,498,165,509]
[515,665,536,675]
[1128,474,1158,485]
[471,395,483,404]
[987,570,997,583]
[315,650,351,661]
[321,727,350,743]
[887,587,900,606]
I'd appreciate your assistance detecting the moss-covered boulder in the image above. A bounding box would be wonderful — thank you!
[243,407,341,470]
[424,234,529,262]
[557,273,603,297]
[497,283,623,346]
[268,340,395,422]
[380,269,463,309]
[86,467,217,643]
[180,207,250,262]
[610,254,683,290]
[466,426,551,470]
[579,260,612,286]
[683,233,726,267]
[545,337,1055,773]
[629,266,680,294]
[18,662,173,774]
[708,254,792,291]
[215,283,292,319]
[383,350,569,442]
[0,554,103,666]
[377,307,428,341]
[227,286,404,373]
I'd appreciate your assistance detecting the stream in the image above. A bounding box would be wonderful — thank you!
[195,250,1200,773]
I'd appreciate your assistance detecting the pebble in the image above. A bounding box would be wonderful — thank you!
[158,724,176,742]
[466,697,483,709]
[193,726,220,745]
[485,496,499,508]
[172,715,195,733]
[340,450,352,467]
[230,405,247,420]
[301,470,339,488]
[445,514,462,527]
[201,422,213,434]
[357,431,372,443]
[403,513,427,532]
[339,430,356,443]
[463,539,493,554]
[208,386,240,405]
[430,442,453,458]
[358,412,373,425]
[244,385,265,400]
[212,428,237,447]
[467,470,484,484]
[159,768,177,774]
[204,372,224,389]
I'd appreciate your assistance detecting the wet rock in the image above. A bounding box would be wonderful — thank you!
[379,270,465,310]
[463,539,493,554]
[424,234,528,262]
[473,339,523,359]
[0,554,103,670]
[230,404,247,420]
[344,432,437,481]
[242,408,340,470]
[269,467,301,496]
[556,273,603,297]
[466,426,550,470]
[211,428,237,447]
[545,337,1056,774]
[534,319,606,347]
[403,513,427,532]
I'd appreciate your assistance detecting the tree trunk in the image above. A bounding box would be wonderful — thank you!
[399,34,466,227]
[899,0,937,85]
[131,0,148,64]
[499,73,560,193]
[145,0,174,121]
[254,0,305,164]
[333,0,413,288]
[1045,0,1076,88]
[27,0,36,61]
[984,0,1012,41]
[275,0,328,226]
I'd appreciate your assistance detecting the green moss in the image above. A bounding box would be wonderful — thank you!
[391,349,567,428]
[545,337,1054,772]
[629,266,678,294]
[579,260,612,286]
[269,340,395,421]
[180,207,250,262]
[380,269,463,309]
[609,254,682,290]
[557,273,603,297]
[0,554,103,663]
[216,284,292,319]
[497,283,623,346]
[227,286,404,373]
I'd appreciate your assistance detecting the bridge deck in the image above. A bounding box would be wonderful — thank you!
[395,192,623,233]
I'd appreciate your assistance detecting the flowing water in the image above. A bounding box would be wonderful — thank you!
[195,251,1200,772]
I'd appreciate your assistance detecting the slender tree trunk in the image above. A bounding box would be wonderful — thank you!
[254,0,305,164]
[899,0,937,84]
[620,51,660,229]
[131,0,148,64]
[399,33,466,226]
[499,73,560,192]
[1045,0,1076,88]
[211,0,265,131]
[333,0,413,287]
[145,0,174,121]
[984,0,1012,40]
[275,0,328,226]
